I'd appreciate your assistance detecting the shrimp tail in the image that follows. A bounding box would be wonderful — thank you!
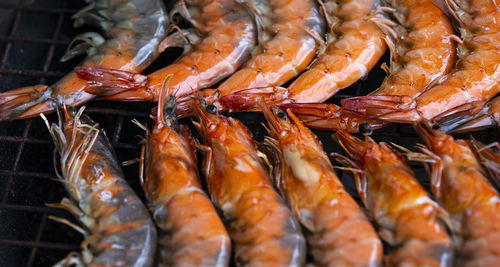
[220,87,290,112]
[433,101,491,133]
[341,95,414,116]
[0,84,55,121]
[75,67,151,101]
[279,103,389,132]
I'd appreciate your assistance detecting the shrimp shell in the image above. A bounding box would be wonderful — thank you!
[260,105,383,267]
[413,122,500,266]
[0,0,169,121]
[141,94,231,267]
[194,102,306,266]
[43,107,157,266]
[333,130,454,267]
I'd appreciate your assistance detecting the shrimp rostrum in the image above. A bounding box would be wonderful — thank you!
[0,0,169,121]
[194,101,306,266]
[260,105,383,266]
[333,130,453,267]
[412,122,500,266]
[42,106,157,266]
[140,88,230,267]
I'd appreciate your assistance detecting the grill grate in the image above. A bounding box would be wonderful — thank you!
[0,1,497,266]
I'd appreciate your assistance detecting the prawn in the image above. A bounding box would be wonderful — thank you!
[218,0,386,107]
[75,0,257,102]
[469,139,500,194]
[194,101,306,266]
[340,0,456,117]
[41,106,157,266]
[139,82,231,266]
[332,130,454,266]
[411,122,500,266]
[373,0,500,124]
[260,105,383,266]
[435,94,500,133]
[215,0,325,96]
[0,0,169,121]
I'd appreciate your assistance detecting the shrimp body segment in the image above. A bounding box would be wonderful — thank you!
[141,96,231,267]
[76,0,257,102]
[375,0,500,123]
[340,0,456,116]
[43,107,157,266]
[194,103,306,266]
[215,0,325,95]
[414,123,500,266]
[333,131,453,267]
[0,0,169,121]
[260,106,383,266]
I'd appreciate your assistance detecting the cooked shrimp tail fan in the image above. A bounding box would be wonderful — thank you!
[75,67,150,101]
[0,84,55,121]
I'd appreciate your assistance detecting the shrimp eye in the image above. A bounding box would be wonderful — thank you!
[165,107,174,114]
[359,123,372,136]
[277,111,287,119]
[206,104,217,114]
[431,123,440,130]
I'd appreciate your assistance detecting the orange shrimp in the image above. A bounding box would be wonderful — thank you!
[217,0,385,106]
[75,0,257,102]
[41,106,157,266]
[194,101,306,266]
[139,85,230,266]
[332,130,454,266]
[0,0,169,121]
[469,139,500,191]
[435,94,500,133]
[411,122,500,266]
[214,0,324,96]
[340,0,456,117]
[260,105,383,266]
[373,0,500,124]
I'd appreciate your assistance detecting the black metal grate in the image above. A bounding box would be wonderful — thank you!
[0,1,497,266]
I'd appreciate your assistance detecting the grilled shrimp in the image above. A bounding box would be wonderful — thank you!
[0,0,169,121]
[194,101,306,266]
[218,0,385,107]
[215,0,324,95]
[340,0,456,117]
[332,130,453,267]
[260,105,383,266]
[373,0,500,124]
[41,106,156,266]
[75,0,256,102]
[435,94,500,133]
[412,122,500,266]
[140,86,230,266]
